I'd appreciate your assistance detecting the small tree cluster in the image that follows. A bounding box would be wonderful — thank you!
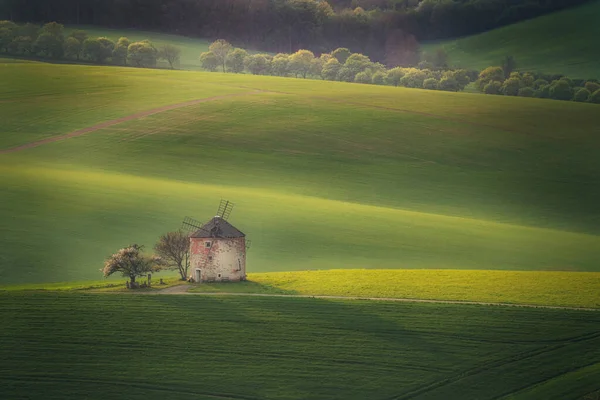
[475,57,599,104]
[102,244,162,285]
[0,21,181,69]
[199,41,472,93]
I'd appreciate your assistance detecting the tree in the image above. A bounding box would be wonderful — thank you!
[96,37,115,63]
[483,81,503,95]
[226,48,248,73]
[82,39,104,63]
[288,49,314,78]
[589,89,600,104]
[371,71,386,85]
[585,81,600,94]
[158,44,181,69]
[477,67,505,91]
[271,53,289,76]
[432,48,448,68]
[199,51,219,71]
[209,39,232,72]
[128,40,158,68]
[332,47,351,64]
[400,69,427,88]
[354,70,371,84]
[321,58,341,80]
[423,78,439,90]
[536,84,551,99]
[533,79,549,89]
[154,231,190,281]
[41,22,64,38]
[439,76,459,91]
[343,53,373,81]
[0,21,17,53]
[33,33,64,58]
[309,57,325,78]
[113,37,130,65]
[68,29,88,44]
[64,36,82,60]
[573,88,591,102]
[518,87,535,97]
[549,79,573,101]
[244,53,270,75]
[501,55,516,79]
[102,244,161,286]
[385,67,405,86]
[501,77,521,96]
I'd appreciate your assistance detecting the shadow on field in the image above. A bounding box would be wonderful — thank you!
[187,280,297,295]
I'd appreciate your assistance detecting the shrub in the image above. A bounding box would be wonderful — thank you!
[483,81,503,95]
[521,73,535,87]
[423,78,439,90]
[573,88,591,102]
[33,33,64,58]
[585,81,600,94]
[589,89,600,104]
[244,54,270,75]
[332,47,351,64]
[371,71,386,85]
[199,51,219,71]
[400,69,427,88]
[549,80,574,101]
[226,48,248,73]
[336,66,354,82]
[271,53,289,76]
[533,79,549,89]
[113,37,130,65]
[518,87,535,97]
[417,61,434,70]
[63,37,82,59]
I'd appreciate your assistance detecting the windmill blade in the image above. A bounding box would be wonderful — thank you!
[217,199,234,221]
[181,216,204,233]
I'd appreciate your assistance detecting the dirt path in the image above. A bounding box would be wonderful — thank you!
[0,91,262,155]
[152,285,599,312]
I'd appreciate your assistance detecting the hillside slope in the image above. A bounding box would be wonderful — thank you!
[423,0,600,79]
[1,60,600,284]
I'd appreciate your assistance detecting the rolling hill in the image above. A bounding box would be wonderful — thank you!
[1,59,599,284]
[422,0,600,79]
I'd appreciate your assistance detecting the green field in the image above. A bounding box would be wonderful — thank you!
[190,269,600,309]
[0,292,598,400]
[423,0,600,79]
[1,59,600,285]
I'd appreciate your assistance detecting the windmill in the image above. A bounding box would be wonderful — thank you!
[181,199,234,235]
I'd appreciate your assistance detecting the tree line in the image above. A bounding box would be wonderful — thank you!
[476,59,600,104]
[0,21,181,68]
[201,39,476,93]
[0,0,592,66]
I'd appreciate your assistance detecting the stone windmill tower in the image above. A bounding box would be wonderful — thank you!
[182,201,248,283]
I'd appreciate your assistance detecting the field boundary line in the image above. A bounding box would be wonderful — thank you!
[0,91,264,155]
[145,287,600,311]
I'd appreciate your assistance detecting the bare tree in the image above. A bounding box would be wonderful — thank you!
[102,244,161,286]
[158,44,181,69]
[154,231,190,280]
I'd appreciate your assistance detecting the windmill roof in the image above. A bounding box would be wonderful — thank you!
[190,216,245,239]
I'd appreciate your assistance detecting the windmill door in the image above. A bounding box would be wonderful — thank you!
[195,269,201,283]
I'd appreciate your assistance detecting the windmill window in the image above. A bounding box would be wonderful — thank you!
[205,241,212,248]
[237,260,242,271]
[208,256,213,262]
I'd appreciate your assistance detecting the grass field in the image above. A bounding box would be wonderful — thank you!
[1,59,600,284]
[0,292,599,400]
[190,269,600,309]
[422,0,600,79]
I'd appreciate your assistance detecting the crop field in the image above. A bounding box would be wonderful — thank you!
[190,269,600,309]
[0,292,599,400]
[1,59,600,284]
[423,0,600,79]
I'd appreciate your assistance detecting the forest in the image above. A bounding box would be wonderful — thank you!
[0,0,592,65]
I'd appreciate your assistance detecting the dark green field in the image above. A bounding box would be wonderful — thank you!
[0,293,598,400]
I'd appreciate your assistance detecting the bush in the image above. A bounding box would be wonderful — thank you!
[336,66,354,82]
[439,77,459,92]
[573,88,591,102]
[226,48,247,73]
[271,53,289,76]
[385,67,405,87]
[533,79,549,89]
[113,37,130,65]
[199,51,219,71]
[400,69,427,88]
[423,78,439,90]
[483,81,502,95]
[33,33,64,58]
[518,87,535,97]
[244,54,270,75]
[549,80,574,101]
[321,58,341,80]
[371,71,386,85]
[477,66,504,90]
[585,81,600,94]
[63,37,82,59]
[589,89,600,104]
